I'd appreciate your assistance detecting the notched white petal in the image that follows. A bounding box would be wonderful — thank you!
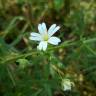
[41,22,47,32]
[38,24,43,34]
[29,36,42,41]
[30,32,41,37]
[53,26,60,32]
[48,24,56,36]
[48,36,61,45]
[42,41,47,51]
[37,41,47,51]
[37,42,42,50]
[48,26,60,37]
[38,23,47,35]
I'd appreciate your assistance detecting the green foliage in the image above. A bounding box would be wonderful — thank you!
[0,0,96,96]
[53,0,64,11]
[16,58,29,69]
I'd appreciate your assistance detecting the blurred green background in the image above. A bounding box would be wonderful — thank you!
[0,0,96,96]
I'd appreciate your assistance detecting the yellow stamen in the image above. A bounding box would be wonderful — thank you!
[43,34,48,41]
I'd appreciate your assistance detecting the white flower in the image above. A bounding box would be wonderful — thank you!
[61,79,74,91]
[29,22,61,51]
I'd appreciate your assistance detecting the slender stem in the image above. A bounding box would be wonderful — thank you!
[6,65,16,86]
[10,22,29,46]
[83,38,96,43]
[51,64,64,76]
[1,50,37,64]
[1,37,96,64]
[3,16,24,38]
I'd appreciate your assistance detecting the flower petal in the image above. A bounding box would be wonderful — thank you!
[38,24,43,34]
[42,41,47,51]
[37,41,47,51]
[29,36,42,41]
[31,32,41,37]
[41,22,47,34]
[48,36,61,45]
[38,23,47,35]
[29,32,42,41]
[64,84,71,91]
[48,24,56,36]
[48,25,60,37]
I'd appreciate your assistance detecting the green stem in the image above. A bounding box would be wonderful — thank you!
[1,37,96,64]
[6,65,16,86]
[83,38,96,43]
[1,50,37,64]
[10,23,29,46]
[3,16,24,38]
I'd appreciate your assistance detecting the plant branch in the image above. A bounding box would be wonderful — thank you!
[1,37,96,64]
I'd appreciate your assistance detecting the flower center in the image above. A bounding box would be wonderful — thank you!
[43,34,48,41]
